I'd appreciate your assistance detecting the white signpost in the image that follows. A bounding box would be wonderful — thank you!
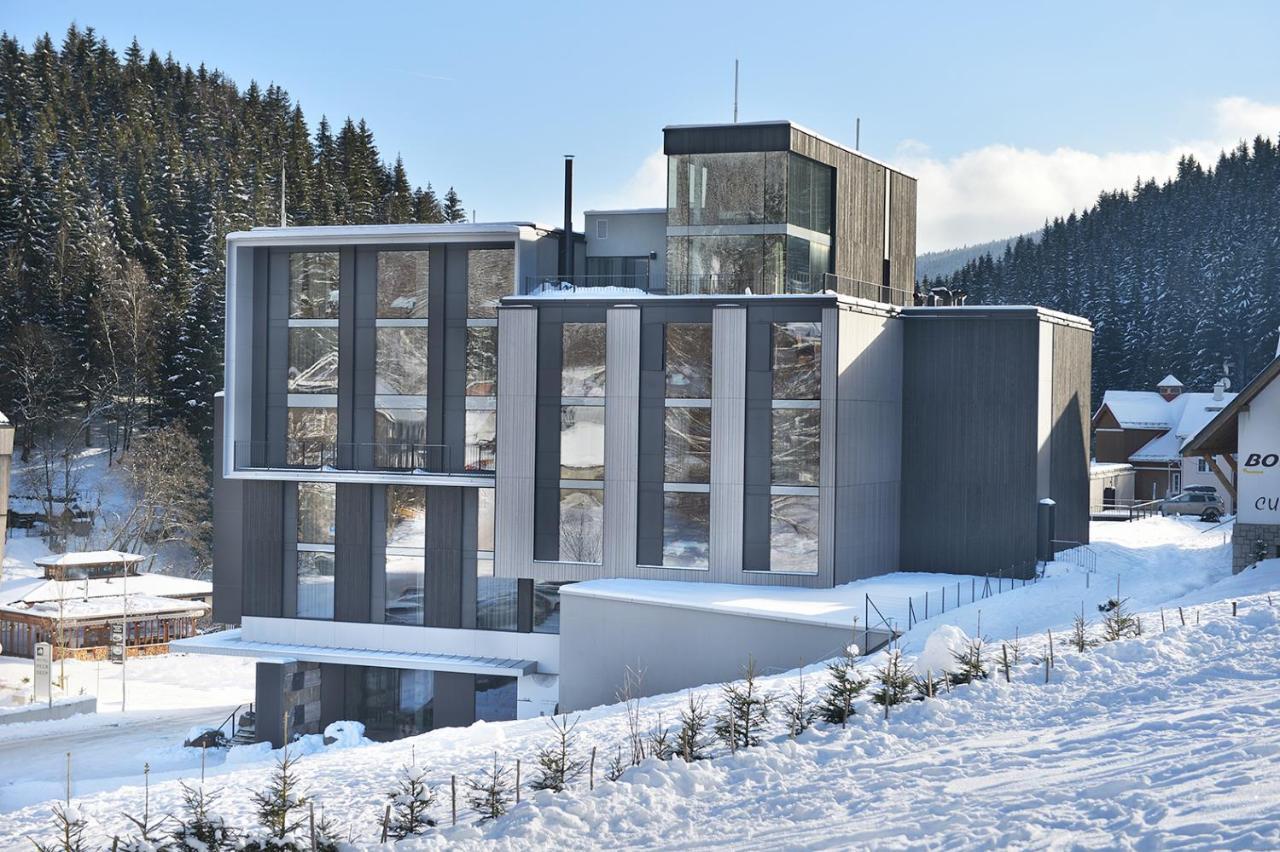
[34,641,52,707]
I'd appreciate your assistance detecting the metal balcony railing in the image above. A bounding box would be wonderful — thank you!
[233,441,495,475]
[526,272,912,306]
[527,273,652,293]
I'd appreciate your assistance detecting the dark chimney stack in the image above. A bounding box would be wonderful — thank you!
[560,155,574,279]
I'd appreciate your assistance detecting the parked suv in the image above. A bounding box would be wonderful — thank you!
[1159,491,1225,522]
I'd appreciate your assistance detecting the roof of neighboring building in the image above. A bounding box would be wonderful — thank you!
[33,550,145,569]
[1158,374,1184,387]
[0,593,207,622]
[3,572,212,607]
[1090,462,1134,477]
[1095,388,1236,462]
[1183,356,1280,456]
[583,208,665,216]
[225,221,575,245]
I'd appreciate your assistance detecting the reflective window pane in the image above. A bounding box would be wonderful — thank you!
[466,327,497,396]
[559,490,603,564]
[386,485,426,548]
[533,580,573,633]
[467,248,513,319]
[666,323,712,398]
[772,322,822,399]
[667,234,783,293]
[376,327,428,396]
[770,495,819,574]
[788,154,834,236]
[666,152,786,227]
[478,488,495,552]
[663,491,710,569]
[374,408,429,470]
[377,250,429,318]
[296,551,335,618]
[384,553,424,625]
[475,674,517,721]
[297,482,335,544]
[561,323,606,397]
[466,409,497,472]
[289,252,339,319]
[665,407,711,483]
[362,669,433,741]
[286,408,336,466]
[772,408,821,486]
[288,327,338,394]
[560,406,605,480]
[476,558,517,632]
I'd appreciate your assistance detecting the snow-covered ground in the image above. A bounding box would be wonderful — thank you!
[1,516,1276,849]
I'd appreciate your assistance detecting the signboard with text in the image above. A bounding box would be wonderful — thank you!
[33,642,51,703]
[1239,379,1280,525]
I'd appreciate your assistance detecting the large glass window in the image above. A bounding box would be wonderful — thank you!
[561,323,606,397]
[362,668,433,742]
[769,494,819,573]
[666,323,712,398]
[585,256,650,289]
[385,486,425,625]
[288,328,339,394]
[784,236,831,294]
[286,408,336,466]
[475,675,517,722]
[467,248,513,319]
[666,234,784,294]
[377,251,429,318]
[466,327,498,396]
[772,408,821,486]
[384,554,424,625]
[375,327,428,396]
[560,406,605,480]
[787,154,835,236]
[476,558,517,631]
[664,407,711,483]
[533,580,573,633]
[772,322,822,399]
[559,489,603,564]
[663,491,710,569]
[297,482,336,544]
[666,152,787,227]
[477,488,495,553]
[374,408,428,469]
[289,252,339,319]
[386,486,426,548]
[296,552,335,619]
[466,409,497,472]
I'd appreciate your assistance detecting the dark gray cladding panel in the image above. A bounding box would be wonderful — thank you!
[241,479,284,617]
[1050,324,1093,547]
[664,122,792,155]
[319,663,347,727]
[434,671,477,729]
[335,483,373,623]
[255,662,286,747]
[899,313,1040,577]
[427,244,448,446]
[212,394,243,625]
[425,485,465,628]
[251,248,270,448]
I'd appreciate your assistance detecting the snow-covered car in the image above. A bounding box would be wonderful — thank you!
[1159,491,1224,521]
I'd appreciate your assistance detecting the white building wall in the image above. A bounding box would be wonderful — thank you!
[1238,378,1280,525]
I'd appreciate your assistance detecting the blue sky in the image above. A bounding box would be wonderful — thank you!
[5,0,1280,249]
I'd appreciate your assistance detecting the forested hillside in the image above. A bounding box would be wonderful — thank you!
[915,233,1031,281]
[0,26,465,456]
[925,140,1280,398]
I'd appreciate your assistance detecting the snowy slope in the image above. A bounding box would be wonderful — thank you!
[2,518,1277,849]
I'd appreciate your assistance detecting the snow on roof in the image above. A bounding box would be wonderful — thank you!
[1122,391,1237,461]
[33,550,145,568]
[1090,462,1133,476]
[4,572,211,607]
[1158,375,1184,387]
[0,593,207,621]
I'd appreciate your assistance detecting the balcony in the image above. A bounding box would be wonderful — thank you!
[232,441,495,477]
[525,273,911,305]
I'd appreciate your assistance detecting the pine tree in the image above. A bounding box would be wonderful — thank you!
[467,754,513,823]
[819,647,869,726]
[949,638,990,686]
[871,649,915,709]
[387,763,437,838]
[530,715,587,792]
[169,783,234,852]
[779,670,818,738]
[32,803,88,852]
[251,750,308,841]
[715,657,772,751]
[676,692,713,761]
[1070,605,1096,652]
[1099,597,1140,641]
[442,186,466,223]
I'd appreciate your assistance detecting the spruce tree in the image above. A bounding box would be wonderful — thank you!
[531,715,587,792]
[467,754,513,823]
[251,750,308,841]
[779,671,818,738]
[169,783,234,852]
[387,763,437,838]
[871,649,915,709]
[676,692,713,761]
[949,638,990,686]
[715,657,772,751]
[819,647,869,726]
[31,803,88,852]
[443,186,466,223]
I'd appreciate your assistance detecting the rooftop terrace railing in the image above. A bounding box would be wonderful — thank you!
[525,272,913,305]
[233,440,495,476]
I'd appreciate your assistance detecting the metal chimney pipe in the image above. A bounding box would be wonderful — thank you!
[561,155,574,279]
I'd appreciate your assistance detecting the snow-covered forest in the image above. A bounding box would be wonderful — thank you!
[0,26,467,460]
[925,144,1280,396]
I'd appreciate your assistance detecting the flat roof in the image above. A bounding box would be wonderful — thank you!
[33,550,146,568]
[583,208,665,216]
[225,221,573,246]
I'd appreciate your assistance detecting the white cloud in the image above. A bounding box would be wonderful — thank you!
[581,97,1280,253]
[902,96,1280,251]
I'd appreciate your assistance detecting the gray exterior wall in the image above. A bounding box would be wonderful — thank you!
[584,210,666,291]
[559,592,868,711]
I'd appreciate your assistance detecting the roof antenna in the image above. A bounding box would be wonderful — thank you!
[733,59,739,123]
[855,117,861,151]
[279,157,287,227]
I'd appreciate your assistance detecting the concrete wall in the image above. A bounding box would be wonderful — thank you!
[558,592,860,711]
[0,696,96,726]
[1089,466,1135,508]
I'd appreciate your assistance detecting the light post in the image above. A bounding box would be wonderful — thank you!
[120,554,128,713]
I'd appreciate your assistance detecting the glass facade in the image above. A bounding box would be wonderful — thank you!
[559,488,603,564]
[286,408,336,466]
[296,482,336,618]
[288,328,339,394]
[769,494,819,573]
[664,407,711,483]
[561,323,606,397]
[376,251,429,319]
[771,408,821,486]
[475,675,517,722]
[375,327,428,396]
[665,323,713,398]
[560,406,605,480]
[373,408,428,469]
[787,154,834,235]
[585,256,650,288]
[666,234,784,294]
[296,552,335,619]
[476,557,517,631]
[297,482,336,544]
[465,409,497,472]
[362,668,433,741]
[667,152,787,226]
[467,248,512,319]
[772,322,822,399]
[533,580,572,633]
[466,327,498,396]
[289,252,339,319]
[663,491,710,569]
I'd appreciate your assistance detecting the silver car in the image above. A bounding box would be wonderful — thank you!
[1159,491,1225,521]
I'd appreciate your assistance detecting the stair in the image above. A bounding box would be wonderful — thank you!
[231,710,256,745]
